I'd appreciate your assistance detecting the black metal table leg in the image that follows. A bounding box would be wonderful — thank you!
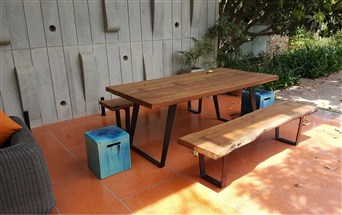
[124,107,130,131]
[130,104,177,168]
[248,87,257,111]
[187,99,203,114]
[129,103,140,145]
[213,95,229,122]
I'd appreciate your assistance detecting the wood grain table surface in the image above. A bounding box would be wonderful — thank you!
[106,67,279,109]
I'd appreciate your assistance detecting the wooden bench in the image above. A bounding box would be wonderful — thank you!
[99,97,133,131]
[178,101,317,188]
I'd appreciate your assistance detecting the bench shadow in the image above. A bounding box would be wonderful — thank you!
[174,117,341,214]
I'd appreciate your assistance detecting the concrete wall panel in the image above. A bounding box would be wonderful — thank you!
[31,48,58,124]
[130,42,144,82]
[79,52,99,114]
[93,44,110,99]
[47,47,73,120]
[58,0,77,45]
[119,43,133,84]
[0,50,22,116]
[88,0,106,44]
[0,0,218,126]
[5,1,29,49]
[74,0,92,44]
[23,0,46,48]
[0,1,11,48]
[15,65,42,126]
[128,1,142,42]
[140,0,152,41]
[64,46,87,117]
[41,0,63,46]
[107,43,122,89]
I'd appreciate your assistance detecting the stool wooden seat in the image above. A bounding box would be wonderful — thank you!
[99,97,133,131]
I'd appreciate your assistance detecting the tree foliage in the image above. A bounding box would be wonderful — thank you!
[206,0,342,54]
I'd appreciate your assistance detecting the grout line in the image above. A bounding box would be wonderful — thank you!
[270,187,323,214]
[47,130,88,168]
[54,206,61,215]
[51,171,90,185]
[234,185,269,208]
[98,180,135,214]
[120,174,181,202]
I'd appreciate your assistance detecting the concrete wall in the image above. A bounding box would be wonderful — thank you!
[240,25,269,55]
[0,0,219,127]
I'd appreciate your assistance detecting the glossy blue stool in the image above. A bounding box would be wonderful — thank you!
[241,89,275,115]
[85,126,131,179]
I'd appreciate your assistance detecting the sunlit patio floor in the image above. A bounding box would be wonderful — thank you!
[32,95,342,214]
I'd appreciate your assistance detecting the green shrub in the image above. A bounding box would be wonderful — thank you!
[219,45,342,90]
[289,29,342,49]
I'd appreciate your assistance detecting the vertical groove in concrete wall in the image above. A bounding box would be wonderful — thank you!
[0,91,4,111]
[0,0,219,126]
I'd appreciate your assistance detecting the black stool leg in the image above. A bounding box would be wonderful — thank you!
[115,110,122,128]
[100,97,106,116]
[124,107,130,131]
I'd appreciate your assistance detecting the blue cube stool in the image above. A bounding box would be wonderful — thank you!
[241,89,275,115]
[85,126,131,179]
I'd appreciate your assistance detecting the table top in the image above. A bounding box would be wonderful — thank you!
[106,67,279,109]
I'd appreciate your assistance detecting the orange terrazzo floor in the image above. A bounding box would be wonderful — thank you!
[31,95,342,214]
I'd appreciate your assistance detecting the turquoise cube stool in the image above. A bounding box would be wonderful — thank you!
[85,126,131,179]
[241,89,275,115]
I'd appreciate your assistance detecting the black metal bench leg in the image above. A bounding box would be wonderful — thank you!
[115,110,122,128]
[124,107,130,131]
[213,95,229,122]
[100,97,106,116]
[23,110,31,131]
[275,117,304,145]
[187,99,203,114]
[199,154,228,188]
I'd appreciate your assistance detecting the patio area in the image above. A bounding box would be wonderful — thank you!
[32,95,341,214]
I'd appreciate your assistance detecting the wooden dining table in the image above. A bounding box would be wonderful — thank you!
[106,67,279,168]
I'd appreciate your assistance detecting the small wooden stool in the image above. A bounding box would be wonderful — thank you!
[99,97,133,131]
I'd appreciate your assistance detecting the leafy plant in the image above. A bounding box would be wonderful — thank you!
[206,0,342,55]
[289,29,342,49]
[218,45,342,90]
[178,38,215,69]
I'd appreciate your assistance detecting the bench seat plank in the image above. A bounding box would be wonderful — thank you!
[178,101,317,160]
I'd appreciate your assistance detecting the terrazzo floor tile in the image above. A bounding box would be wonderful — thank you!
[123,176,241,214]
[49,121,102,149]
[236,188,318,214]
[52,172,131,214]
[102,151,177,199]
[33,132,87,182]
[29,95,341,214]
